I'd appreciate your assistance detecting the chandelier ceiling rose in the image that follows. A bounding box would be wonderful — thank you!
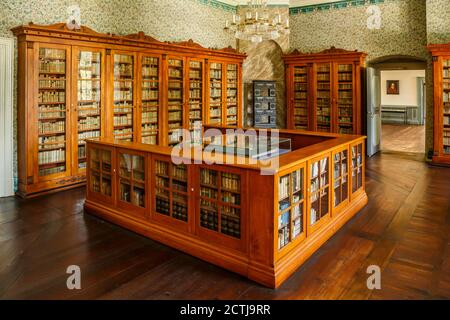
[224,0,290,44]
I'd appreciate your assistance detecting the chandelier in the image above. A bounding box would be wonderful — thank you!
[224,0,290,43]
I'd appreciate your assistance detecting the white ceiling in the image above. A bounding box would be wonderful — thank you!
[221,0,342,6]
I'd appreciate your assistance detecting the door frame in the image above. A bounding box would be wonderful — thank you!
[0,37,14,197]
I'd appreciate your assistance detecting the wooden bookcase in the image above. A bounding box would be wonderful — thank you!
[428,43,450,166]
[12,23,245,197]
[84,129,367,288]
[283,47,367,134]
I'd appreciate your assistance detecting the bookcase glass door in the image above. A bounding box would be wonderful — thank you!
[316,63,332,132]
[209,62,223,125]
[226,64,238,126]
[154,160,189,222]
[351,144,364,193]
[333,149,349,208]
[278,168,305,251]
[442,58,450,154]
[118,152,146,208]
[188,60,203,141]
[293,65,309,130]
[167,58,184,146]
[37,46,69,179]
[199,168,241,239]
[310,156,330,226]
[76,49,102,172]
[89,147,112,199]
[113,53,135,142]
[141,55,159,145]
[337,64,354,134]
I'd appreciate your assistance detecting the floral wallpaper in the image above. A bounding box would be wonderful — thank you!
[426,0,450,44]
[0,0,234,189]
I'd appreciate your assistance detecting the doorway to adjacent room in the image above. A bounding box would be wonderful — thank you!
[366,56,426,156]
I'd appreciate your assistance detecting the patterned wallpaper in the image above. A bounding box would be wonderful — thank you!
[0,0,235,188]
[426,0,450,44]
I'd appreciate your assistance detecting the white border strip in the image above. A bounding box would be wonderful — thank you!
[0,37,14,197]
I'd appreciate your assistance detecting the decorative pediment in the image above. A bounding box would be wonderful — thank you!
[168,39,206,49]
[124,31,160,43]
[26,22,105,36]
[217,46,239,54]
[318,46,358,54]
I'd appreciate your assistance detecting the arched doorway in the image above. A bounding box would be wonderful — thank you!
[366,55,427,156]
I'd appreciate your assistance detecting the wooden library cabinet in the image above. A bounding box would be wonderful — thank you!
[85,128,367,288]
[12,23,245,197]
[428,44,450,165]
[283,47,367,134]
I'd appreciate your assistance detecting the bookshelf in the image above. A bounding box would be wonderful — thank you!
[113,53,135,142]
[333,148,349,210]
[167,57,185,146]
[309,154,331,231]
[428,44,450,165]
[13,22,245,198]
[37,46,69,178]
[117,151,147,218]
[154,159,189,223]
[140,55,160,145]
[75,49,103,172]
[292,65,309,130]
[85,128,367,288]
[284,47,366,134]
[188,60,203,141]
[88,145,113,204]
[277,166,306,252]
[351,143,364,195]
[316,63,332,132]
[199,168,242,239]
[226,64,238,126]
[208,62,223,126]
[337,64,355,134]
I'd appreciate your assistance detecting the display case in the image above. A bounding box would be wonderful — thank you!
[253,80,277,129]
[13,23,245,197]
[284,47,366,134]
[86,144,114,205]
[85,128,367,289]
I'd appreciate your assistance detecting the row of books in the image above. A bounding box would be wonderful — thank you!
[444,116,450,125]
[141,122,157,132]
[39,135,64,146]
[142,135,157,144]
[114,114,132,126]
[339,91,353,98]
[114,90,133,101]
[168,90,182,99]
[317,74,330,81]
[294,83,307,91]
[278,211,290,249]
[142,89,158,100]
[444,131,450,146]
[142,66,158,78]
[114,64,133,77]
[142,111,157,124]
[78,89,100,102]
[78,117,100,131]
[38,91,65,103]
[189,70,202,79]
[39,78,65,89]
[38,148,65,164]
[294,75,308,82]
[190,89,201,99]
[78,130,100,143]
[210,69,222,79]
[39,48,65,60]
[317,92,330,99]
[338,65,352,72]
[39,106,65,119]
[169,59,182,67]
[338,73,352,81]
[115,55,133,64]
[318,83,330,90]
[114,80,133,89]
[311,158,328,179]
[220,214,241,238]
[39,121,65,134]
[222,173,240,192]
[168,111,182,121]
[339,83,353,90]
[39,61,65,74]
[169,68,182,78]
[78,69,100,79]
[294,108,308,116]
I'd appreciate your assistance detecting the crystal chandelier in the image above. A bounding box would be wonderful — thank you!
[224,0,290,44]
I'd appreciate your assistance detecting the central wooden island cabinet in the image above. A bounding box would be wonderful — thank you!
[84,128,368,288]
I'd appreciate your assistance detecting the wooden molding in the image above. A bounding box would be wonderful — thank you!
[11,22,246,59]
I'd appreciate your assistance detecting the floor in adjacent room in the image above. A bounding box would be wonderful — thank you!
[0,152,449,300]
[381,124,425,154]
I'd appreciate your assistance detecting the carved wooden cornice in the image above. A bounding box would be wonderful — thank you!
[283,46,367,61]
[11,22,246,59]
